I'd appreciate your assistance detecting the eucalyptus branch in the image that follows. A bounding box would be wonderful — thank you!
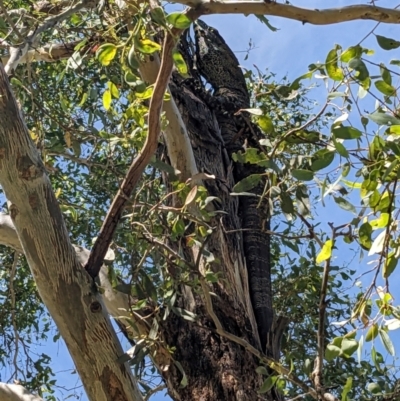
[85,29,178,277]
[5,0,96,73]
[180,1,400,25]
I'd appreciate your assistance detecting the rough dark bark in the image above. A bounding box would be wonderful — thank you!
[193,20,273,352]
[152,26,281,396]
[160,75,268,401]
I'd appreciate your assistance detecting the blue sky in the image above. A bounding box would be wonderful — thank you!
[5,1,400,400]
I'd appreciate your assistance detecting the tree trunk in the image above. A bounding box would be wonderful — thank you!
[0,64,144,401]
[155,64,279,399]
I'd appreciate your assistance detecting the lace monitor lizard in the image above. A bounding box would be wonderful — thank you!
[193,19,274,352]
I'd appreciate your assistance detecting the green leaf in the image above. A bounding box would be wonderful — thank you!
[282,238,299,254]
[341,338,358,357]
[135,85,154,98]
[257,115,275,134]
[96,43,117,66]
[166,12,192,29]
[141,271,158,302]
[333,140,349,158]
[124,71,137,86]
[366,323,379,342]
[341,377,353,401]
[376,34,400,50]
[311,149,335,171]
[333,196,356,214]
[383,252,398,279]
[375,80,396,97]
[368,112,400,126]
[325,344,341,362]
[172,50,188,76]
[359,222,372,250]
[291,169,314,181]
[150,6,167,26]
[370,213,389,229]
[348,58,369,81]
[379,329,395,355]
[332,125,362,140]
[380,63,392,85]
[174,360,188,388]
[103,89,112,111]
[290,71,313,90]
[258,376,278,394]
[389,125,400,135]
[316,239,333,264]
[172,218,185,237]
[255,366,269,376]
[134,38,161,54]
[280,192,294,214]
[340,45,362,62]
[127,46,140,70]
[326,47,344,81]
[254,15,278,31]
[107,81,119,99]
[233,174,262,192]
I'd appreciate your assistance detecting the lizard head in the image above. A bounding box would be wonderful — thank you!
[193,19,220,57]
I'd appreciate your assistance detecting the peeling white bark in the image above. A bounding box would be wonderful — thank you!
[0,383,44,401]
[0,63,143,401]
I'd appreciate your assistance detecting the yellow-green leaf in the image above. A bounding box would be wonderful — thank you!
[340,45,362,62]
[326,48,344,81]
[103,89,112,110]
[135,38,161,54]
[375,80,396,97]
[383,252,398,279]
[166,12,192,29]
[316,239,333,264]
[135,85,154,99]
[366,323,378,342]
[172,50,188,76]
[108,81,119,99]
[257,115,275,134]
[96,43,117,66]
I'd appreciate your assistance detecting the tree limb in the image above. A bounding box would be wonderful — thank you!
[5,0,96,73]
[85,30,178,278]
[178,1,400,25]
